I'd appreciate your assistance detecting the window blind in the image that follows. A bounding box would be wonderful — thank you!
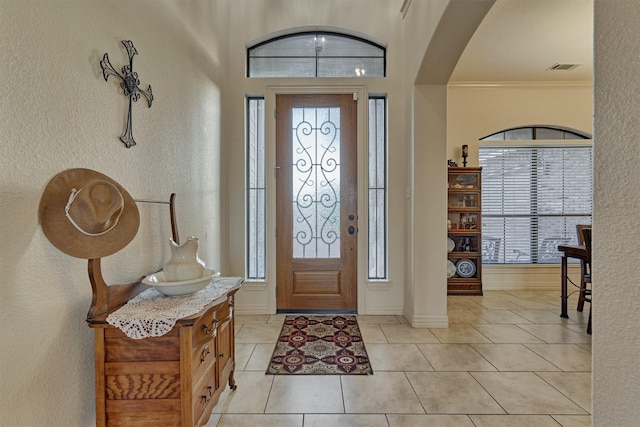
[479,144,592,264]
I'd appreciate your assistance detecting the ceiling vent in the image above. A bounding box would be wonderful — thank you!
[547,63,580,71]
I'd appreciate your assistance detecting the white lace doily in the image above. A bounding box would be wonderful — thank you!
[106,277,242,339]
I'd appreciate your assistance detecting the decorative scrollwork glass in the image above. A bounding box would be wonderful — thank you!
[292,107,341,258]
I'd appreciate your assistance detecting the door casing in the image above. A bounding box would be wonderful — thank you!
[265,86,367,314]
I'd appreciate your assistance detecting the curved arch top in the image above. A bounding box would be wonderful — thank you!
[246,25,387,50]
[479,124,592,141]
[247,27,386,78]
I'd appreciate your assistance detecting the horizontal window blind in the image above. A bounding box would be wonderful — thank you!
[479,144,592,264]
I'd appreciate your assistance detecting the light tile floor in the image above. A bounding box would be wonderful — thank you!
[204,290,591,427]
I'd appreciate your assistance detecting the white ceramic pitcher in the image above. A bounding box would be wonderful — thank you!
[163,236,205,281]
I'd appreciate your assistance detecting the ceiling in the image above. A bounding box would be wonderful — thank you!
[449,0,593,83]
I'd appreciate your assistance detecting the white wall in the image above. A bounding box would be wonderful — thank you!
[402,0,494,326]
[0,1,228,425]
[447,84,593,290]
[224,0,410,316]
[593,1,640,424]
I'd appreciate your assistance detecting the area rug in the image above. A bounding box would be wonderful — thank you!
[266,315,373,375]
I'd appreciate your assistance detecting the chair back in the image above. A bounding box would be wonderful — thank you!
[482,237,501,263]
[581,227,592,264]
[576,224,591,245]
[580,226,593,335]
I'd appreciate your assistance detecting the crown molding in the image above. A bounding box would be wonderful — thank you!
[448,80,593,88]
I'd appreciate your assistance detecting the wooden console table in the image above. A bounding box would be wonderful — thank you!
[86,275,242,427]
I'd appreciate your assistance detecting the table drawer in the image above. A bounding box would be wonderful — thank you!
[192,364,218,423]
[214,301,230,323]
[192,338,216,382]
[192,309,216,345]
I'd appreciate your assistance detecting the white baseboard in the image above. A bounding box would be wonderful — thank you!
[402,310,449,328]
[235,304,272,315]
[359,305,403,315]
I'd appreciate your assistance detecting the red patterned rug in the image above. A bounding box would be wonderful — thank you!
[266,315,373,375]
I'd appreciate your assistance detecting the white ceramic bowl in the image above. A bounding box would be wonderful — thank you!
[142,268,216,296]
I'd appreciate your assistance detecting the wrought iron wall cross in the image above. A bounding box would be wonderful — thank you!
[100,40,153,148]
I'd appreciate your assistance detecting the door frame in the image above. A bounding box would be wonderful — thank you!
[264,85,368,314]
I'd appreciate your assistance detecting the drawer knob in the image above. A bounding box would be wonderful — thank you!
[200,345,210,363]
[201,386,213,403]
[219,352,224,358]
[201,321,215,334]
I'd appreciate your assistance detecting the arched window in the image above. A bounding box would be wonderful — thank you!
[480,125,591,141]
[247,31,386,77]
[478,125,592,264]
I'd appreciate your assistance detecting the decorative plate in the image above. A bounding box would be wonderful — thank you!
[456,259,476,278]
[447,260,456,278]
[447,238,455,253]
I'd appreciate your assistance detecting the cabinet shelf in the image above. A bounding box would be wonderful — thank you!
[448,251,481,258]
[447,167,482,295]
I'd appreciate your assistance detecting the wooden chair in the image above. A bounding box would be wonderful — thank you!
[482,237,501,263]
[539,237,571,263]
[580,227,592,334]
[576,224,592,312]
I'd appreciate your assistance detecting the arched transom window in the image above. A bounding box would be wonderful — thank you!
[247,31,386,78]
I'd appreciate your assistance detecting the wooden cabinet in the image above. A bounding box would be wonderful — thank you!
[88,286,240,427]
[447,167,483,295]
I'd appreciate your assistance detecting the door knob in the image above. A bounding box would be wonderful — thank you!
[348,225,355,235]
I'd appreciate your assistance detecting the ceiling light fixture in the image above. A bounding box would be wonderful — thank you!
[355,66,366,77]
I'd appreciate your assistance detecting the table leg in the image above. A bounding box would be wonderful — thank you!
[561,254,569,318]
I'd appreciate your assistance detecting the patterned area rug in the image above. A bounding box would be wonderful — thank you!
[266,315,373,375]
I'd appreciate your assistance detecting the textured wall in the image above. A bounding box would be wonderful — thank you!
[224,0,409,315]
[593,1,640,425]
[0,1,227,425]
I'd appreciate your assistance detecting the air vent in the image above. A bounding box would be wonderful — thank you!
[547,63,580,71]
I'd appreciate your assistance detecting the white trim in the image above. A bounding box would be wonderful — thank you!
[361,304,403,316]
[238,281,268,291]
[405,314,449,329]
[234,303,272,316]
[366,280,392,290]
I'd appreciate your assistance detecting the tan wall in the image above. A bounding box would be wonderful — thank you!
[447,83,593,290]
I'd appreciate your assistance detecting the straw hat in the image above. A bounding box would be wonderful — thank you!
[38,168,140,259]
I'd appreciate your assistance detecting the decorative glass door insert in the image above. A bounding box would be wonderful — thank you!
[291,106,341,259]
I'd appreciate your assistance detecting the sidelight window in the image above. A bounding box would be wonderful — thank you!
[368,96,387,279]
[246,97,266,279]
